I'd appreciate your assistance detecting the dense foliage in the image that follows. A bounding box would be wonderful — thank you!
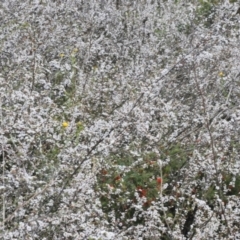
[1,0,240,239]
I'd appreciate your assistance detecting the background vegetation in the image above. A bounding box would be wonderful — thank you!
[1,0,240,239]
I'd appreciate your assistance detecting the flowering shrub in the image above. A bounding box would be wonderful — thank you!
[1,0,240,239]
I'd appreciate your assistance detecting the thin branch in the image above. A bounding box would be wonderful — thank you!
[1,96,5,233]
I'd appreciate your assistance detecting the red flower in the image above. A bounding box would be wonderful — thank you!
[156,177,162,185]
[137,186,147,198]
[114,175,121,181]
